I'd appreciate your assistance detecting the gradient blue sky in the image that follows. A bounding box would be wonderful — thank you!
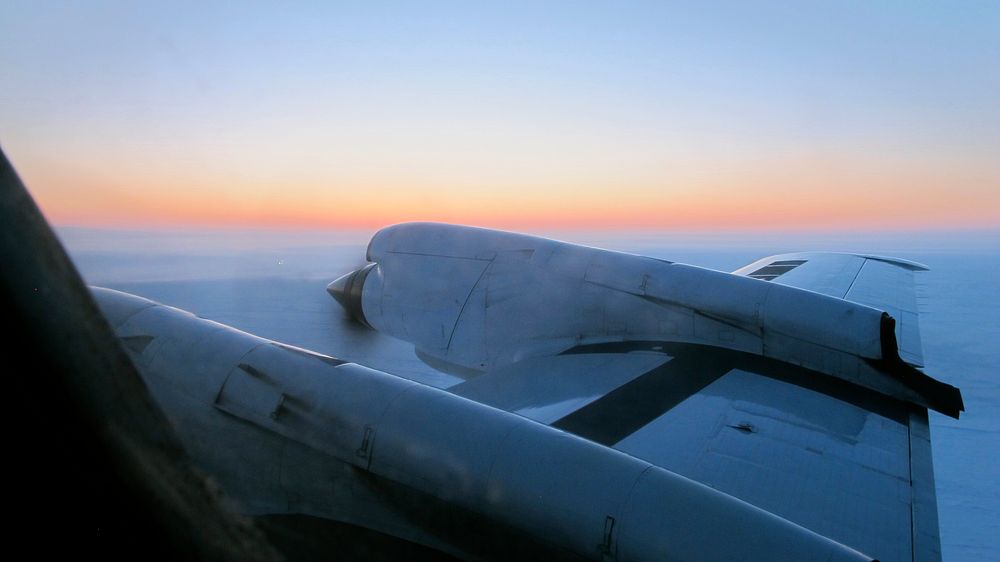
[2,1,998,229]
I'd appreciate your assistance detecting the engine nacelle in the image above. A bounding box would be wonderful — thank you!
[329,222,961,417]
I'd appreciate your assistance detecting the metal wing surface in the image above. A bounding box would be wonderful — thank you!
[447,343,940,562]
[333,224,954,562]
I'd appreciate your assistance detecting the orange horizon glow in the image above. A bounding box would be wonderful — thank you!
[28,159,1000,232]
[5,3,999,236]
[35,183,1000,233]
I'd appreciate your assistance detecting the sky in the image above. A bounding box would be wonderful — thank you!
[1,1,998,231]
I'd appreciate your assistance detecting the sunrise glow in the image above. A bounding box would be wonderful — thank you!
[2,2,998,231]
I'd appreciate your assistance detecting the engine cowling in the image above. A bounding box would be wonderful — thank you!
[330,222,962,418]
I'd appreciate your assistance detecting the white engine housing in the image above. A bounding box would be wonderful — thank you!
[330,223,961,417]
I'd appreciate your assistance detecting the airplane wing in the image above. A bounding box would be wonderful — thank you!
[329,222,962,562]
[449,345,941,562]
